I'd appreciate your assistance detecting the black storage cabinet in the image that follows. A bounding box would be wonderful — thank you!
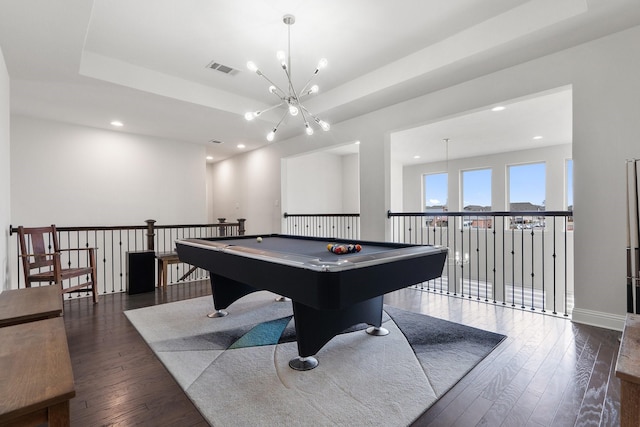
[126,250,156,294]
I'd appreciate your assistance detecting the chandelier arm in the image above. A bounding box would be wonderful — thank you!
[267,109,289,141]
[299,105,309,124]
[281,66,301,103]
[299,105,321,122]
[275,109,288,128]
[269,91,286,103]
[261,102,285,115]
[300,105,330,131]
[257,73,288,98]
[299,69,320,96]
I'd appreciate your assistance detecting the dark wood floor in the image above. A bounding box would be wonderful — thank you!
[62,281,622,426]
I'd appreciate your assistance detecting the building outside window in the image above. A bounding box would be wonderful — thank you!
[508,162,546,229]
[423,172,448,226]
[462,168,492,228]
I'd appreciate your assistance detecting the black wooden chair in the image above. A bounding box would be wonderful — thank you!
[17,225,98,303]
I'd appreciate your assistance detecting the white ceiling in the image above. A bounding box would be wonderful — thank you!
[391,87,573,165]
[1,0,639,163]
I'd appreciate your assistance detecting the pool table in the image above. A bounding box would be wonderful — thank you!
[176,234,447,370]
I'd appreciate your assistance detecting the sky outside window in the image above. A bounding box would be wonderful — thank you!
[566,159,573,209]
[424,173,447,210]
[462,169,492,209]
[509,162,546,207]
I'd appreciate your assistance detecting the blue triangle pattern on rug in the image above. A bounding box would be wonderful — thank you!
[228,315,293,349]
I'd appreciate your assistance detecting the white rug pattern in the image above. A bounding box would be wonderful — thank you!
[125,291,502,426]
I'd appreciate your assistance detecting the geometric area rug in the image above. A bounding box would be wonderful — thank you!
[124,291,505,426]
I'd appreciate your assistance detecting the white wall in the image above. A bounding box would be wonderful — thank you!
[0,46,10,292]
[282,151,360,215]
[284,152,345,214]
[207,25,640,329]
[390,158,403,212]
[341,153,360,213]
[11,116,208,226]
[402,144,572,212]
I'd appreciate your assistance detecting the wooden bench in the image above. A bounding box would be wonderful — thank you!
[156,252,197,288]
[0,317,75,426]
[0,284,63,328]
[616,313,640,426]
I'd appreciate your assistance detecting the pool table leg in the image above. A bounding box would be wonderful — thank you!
[289,295,386,370]
[206,273,257,318]
[366,325,390,336]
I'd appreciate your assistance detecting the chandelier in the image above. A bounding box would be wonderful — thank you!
[244,14,330,142]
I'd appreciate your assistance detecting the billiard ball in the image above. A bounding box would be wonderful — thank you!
[257,237,263,242]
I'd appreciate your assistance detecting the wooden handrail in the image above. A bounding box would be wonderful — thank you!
[284,213,360,218]
[9,218,247,237]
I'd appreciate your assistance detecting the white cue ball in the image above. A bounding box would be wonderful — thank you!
[257,237,263,242]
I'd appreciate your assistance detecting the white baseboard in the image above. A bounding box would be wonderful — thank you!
[571,307,626,331]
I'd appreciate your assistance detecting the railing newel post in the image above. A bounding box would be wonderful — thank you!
[145,219,156,252]
[218,218,226,236]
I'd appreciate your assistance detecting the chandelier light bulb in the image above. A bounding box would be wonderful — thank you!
[268,85,277,94]
[317,58,328,69]
[267,130,276,142]
[247,61,258,73]
[310,85,319,94]
[319,120,330,131]
[305,123,314,135]
[276,51,286,62]
[244,111,262,121]
[289,104,299,116]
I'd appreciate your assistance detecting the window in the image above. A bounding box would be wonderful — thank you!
[566,159,574,230]
[424,173,448,211]
[462,168,492,228]
[566,159,573,210]
[462,169,491,211]
[508,162,546,229]
[423,172,448,227]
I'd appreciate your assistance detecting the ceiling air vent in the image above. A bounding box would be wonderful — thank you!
[206,61,238,75]
[209,139,224,144]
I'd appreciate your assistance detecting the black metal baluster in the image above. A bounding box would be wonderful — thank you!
[502,217,506,305]
[476,214,480,300]
[468,216,472,299]
[485,216,489,302]
[492,215,497,303]
[446,215,451,295]
[453,216,458,296]
[564,216,569,316]
[521,222,525,309]
[552,217,557,314]
[530,228,535,310]
[541,222,546,313]
[460,221,465,297]
[118,230,123,292]
[511,225,515,307]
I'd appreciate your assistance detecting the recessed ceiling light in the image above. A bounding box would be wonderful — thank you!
[237,144,246,149]
[491,106,506,112]
[533,135,543,140]
[110,120,124,127]
[355,140,361,145]
[206,156,214,161]
[413,155,421,159]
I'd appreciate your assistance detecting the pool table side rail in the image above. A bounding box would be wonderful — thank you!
[177,236,447,272]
